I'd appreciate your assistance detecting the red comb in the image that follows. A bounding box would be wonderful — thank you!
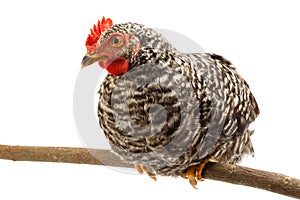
[85,17,113,53]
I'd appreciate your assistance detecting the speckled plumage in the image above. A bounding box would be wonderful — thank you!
[97,22,259,177]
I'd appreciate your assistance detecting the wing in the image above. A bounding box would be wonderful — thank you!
[209,53,259,136]
[184,53,259,163]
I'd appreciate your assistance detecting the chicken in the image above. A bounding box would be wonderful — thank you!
[81,17,259,188]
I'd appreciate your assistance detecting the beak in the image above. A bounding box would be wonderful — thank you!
[81,53,103,68]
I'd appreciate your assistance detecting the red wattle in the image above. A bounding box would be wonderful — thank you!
[104,58,129,76]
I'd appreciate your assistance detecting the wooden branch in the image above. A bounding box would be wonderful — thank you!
[0,144,299,199]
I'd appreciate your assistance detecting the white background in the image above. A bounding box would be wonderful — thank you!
[0,0,299,199]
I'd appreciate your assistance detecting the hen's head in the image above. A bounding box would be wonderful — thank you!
[81,17,171,76]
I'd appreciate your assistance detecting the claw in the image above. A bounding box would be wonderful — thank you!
[134,164,157,181]
[182,158,218,189]
[134,164,144,174]
[148,174,157,181]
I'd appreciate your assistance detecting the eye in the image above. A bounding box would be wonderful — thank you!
[111,36,123,47]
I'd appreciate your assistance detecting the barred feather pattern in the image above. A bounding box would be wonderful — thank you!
[97,24,259,177]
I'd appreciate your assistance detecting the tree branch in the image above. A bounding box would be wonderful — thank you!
[0,144,299,199]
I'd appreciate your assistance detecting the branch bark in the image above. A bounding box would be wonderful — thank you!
[0,144,299,199]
